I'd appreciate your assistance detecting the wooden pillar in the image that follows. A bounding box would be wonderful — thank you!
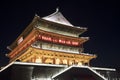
[73,60,76,65]
[88,61,90,66]
[42,56,45,64]
[67,59,69,65]
[53,58,55,64]
[33,56,36,63]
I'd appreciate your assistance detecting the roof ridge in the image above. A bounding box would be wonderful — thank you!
[42,8,59,18]
[42,8,73,26]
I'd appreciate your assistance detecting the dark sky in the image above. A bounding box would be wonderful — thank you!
[0,0,120,68]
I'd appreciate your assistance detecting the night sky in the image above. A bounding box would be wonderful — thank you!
[0,0,120,68]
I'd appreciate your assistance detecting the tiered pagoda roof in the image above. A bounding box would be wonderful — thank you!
[0,9,119,80]
[8,9,88,51]
[6,9,96,66]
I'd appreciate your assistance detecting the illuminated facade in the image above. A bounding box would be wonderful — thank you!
[0,9,119,80]
[7,9,96,66]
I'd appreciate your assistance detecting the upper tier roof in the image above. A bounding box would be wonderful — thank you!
[42,8,73,26]
[7,9,87,51]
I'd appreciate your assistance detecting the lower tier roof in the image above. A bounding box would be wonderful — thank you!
[1,62,117,80]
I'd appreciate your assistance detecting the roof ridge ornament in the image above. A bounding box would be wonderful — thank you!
[56,7,59,13]
[42,8,73,26]
[42,8,59,18]
[35,13,40,18]
[35,13,38,17]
